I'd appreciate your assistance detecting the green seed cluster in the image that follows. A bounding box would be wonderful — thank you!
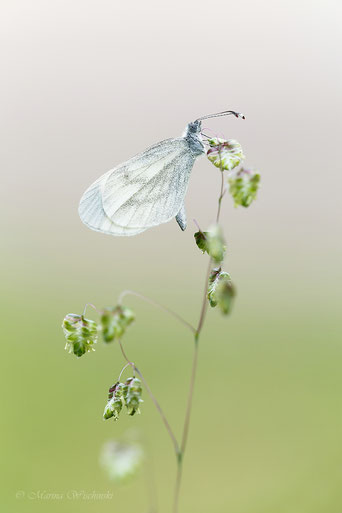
[100,306,135,343]
[194,225,226,264]
[208,268,235,315]
[103,382,125,420]
[62,314,98,357]
[123,377,143,416]
[228,168,260,207]
[103,377,143,421]
[207,138,245,171]
[206,138,260,208]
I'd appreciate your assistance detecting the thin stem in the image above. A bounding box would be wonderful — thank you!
[118,362,133,381]
[117,339,180,457]
[82,303,99,317]
[178,258,211,463]
[135,366,180,457]
[173,459,183,513]
[196,259,212,336]
[117,338,133,366]
[173,169,225,513]
[193,218,201,232]
[118,290,196,334]
[180,336,198,458]
[216,171,225,223]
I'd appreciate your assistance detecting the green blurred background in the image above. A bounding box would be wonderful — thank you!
[1,0,341,511]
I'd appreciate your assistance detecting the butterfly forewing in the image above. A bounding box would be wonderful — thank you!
[101,138,196,229]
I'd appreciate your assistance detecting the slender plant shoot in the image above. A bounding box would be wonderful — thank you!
[62,110,260,512]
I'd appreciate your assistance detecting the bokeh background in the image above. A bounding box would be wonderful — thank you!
[1,0,342,511]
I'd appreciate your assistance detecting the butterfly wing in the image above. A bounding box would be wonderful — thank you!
[101,138,196,229]
[78,171,147,236]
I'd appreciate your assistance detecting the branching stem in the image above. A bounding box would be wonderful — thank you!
[115,160,226,512]
[117,339,180,457]
[173,167,225,513]
[118,290,196,334]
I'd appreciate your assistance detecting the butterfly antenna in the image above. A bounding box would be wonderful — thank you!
[196,110,245,121]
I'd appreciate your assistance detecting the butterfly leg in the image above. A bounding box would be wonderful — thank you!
[175,204,187,231]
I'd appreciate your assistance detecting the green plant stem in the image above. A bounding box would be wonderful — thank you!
[117,339,180,457]
[173,169,225,513]
[118,290,196,334]
[118,362,133,381]
[216,171,225,223]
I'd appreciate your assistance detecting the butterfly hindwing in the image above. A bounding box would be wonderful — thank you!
[78,171,147,236]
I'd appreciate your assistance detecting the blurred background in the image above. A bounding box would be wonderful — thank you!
[1,0,342,511]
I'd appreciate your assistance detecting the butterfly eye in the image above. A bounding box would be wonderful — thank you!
[189,121,201,133]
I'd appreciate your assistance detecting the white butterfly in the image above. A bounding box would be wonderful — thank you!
[79,110,244,236]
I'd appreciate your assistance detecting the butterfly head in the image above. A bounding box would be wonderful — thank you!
[185,120,202,136]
